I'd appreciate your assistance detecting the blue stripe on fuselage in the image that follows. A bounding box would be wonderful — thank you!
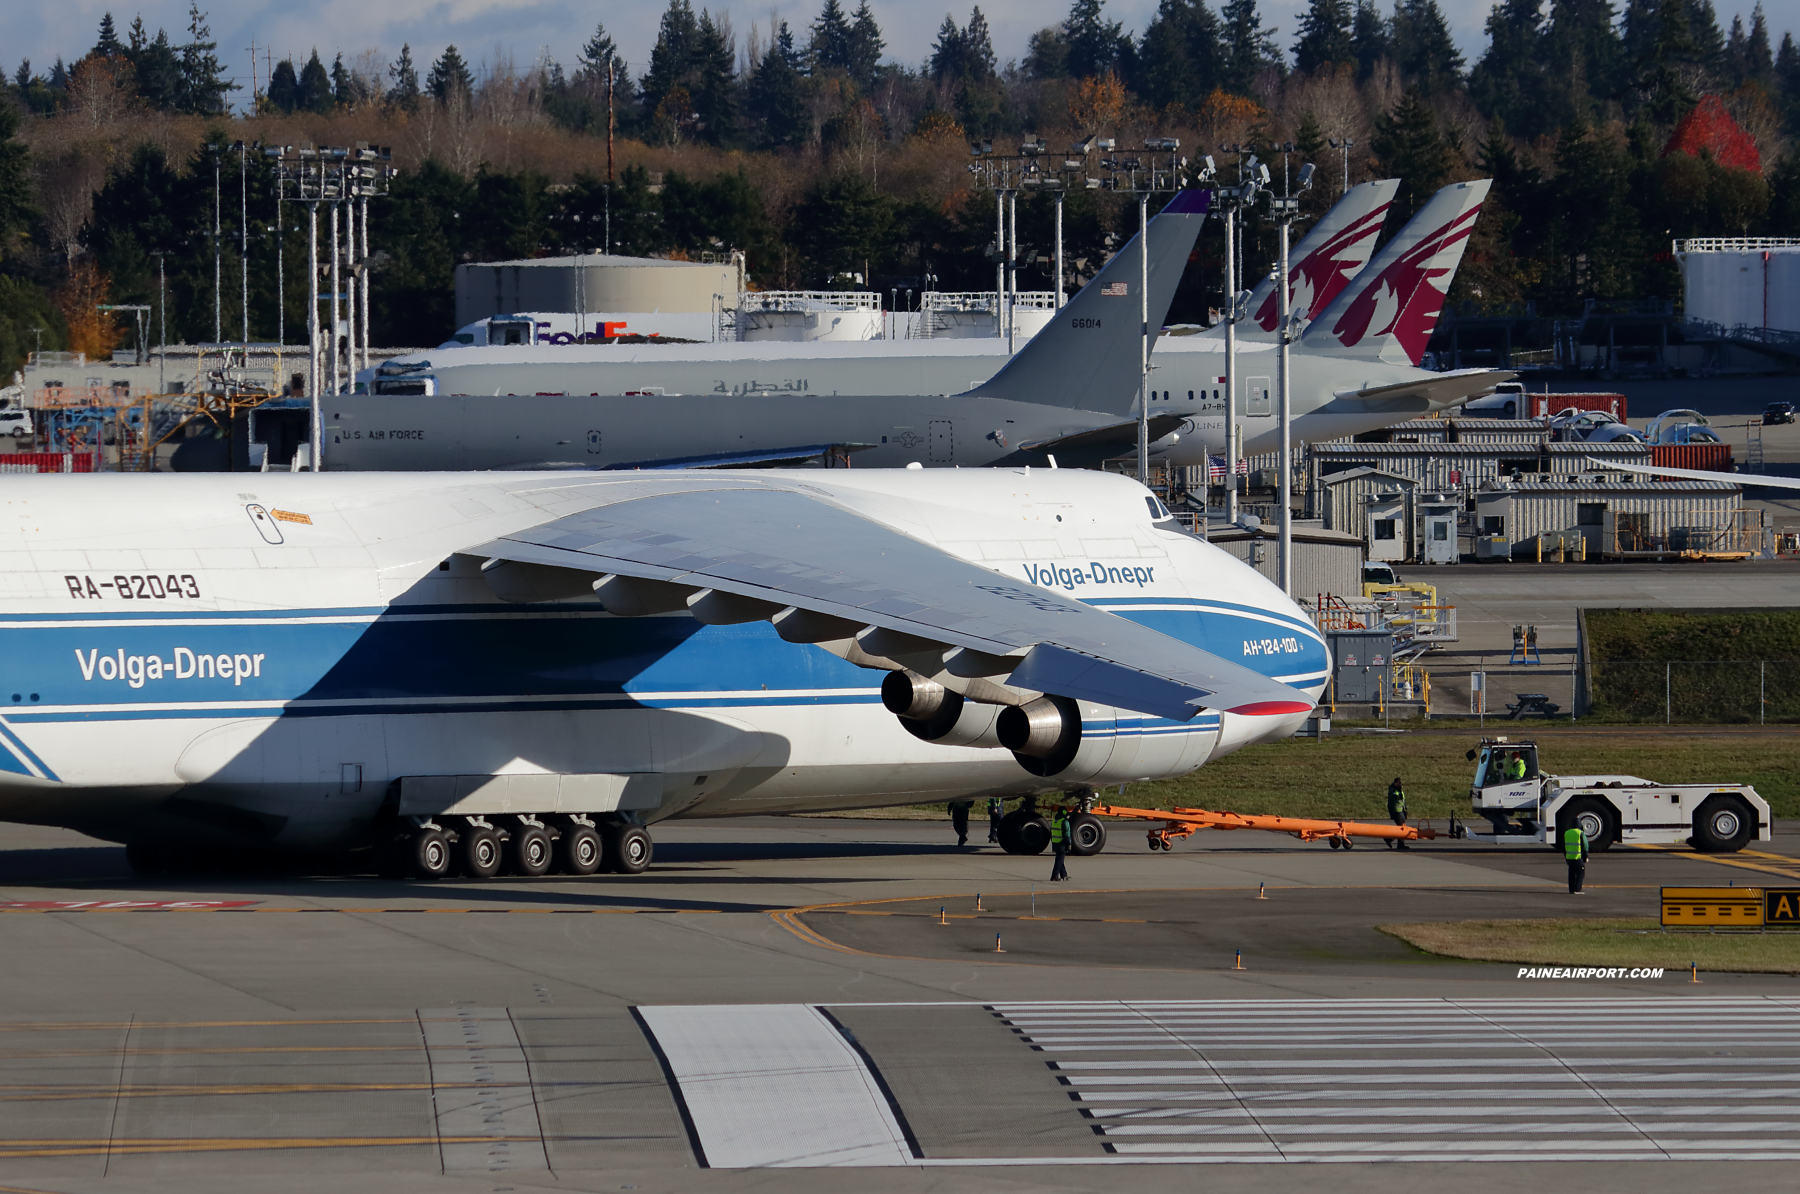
[1,597,1322,722]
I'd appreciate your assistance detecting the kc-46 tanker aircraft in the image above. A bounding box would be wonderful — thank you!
[328,183,1511,472]
[0,467,1325,877]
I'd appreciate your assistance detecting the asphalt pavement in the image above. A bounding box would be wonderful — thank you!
[1,815,1799,1192]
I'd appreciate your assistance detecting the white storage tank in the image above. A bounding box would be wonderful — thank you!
[454,254,741,328]
[737,293,886,342]
[1675,238,1800,332]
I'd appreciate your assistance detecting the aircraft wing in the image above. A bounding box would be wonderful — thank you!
[1595,459,1796,489]
[470,479,1312,721]
[1333,368,1516,411]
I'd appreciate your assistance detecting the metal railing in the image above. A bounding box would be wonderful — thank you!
[737,290,882,312]
[1673,237,1800,253]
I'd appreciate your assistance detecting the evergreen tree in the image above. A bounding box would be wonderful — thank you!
[810,0,855,74]
[299,50,333,114]
[932,8,998,82]
[1351,0,1390,77]
[847,1,885,87]
[176,3,234,115]
[1136,0,1225,108]
[388,44,421,113]
[747,21,808,146]
[427,45,474,105]
[1635,0,1700,121]
[1065,0,1131,78]
[332,54,355,108]
[643,0,700,111]
[267,58,299,113]
[1293,0,1353,73]
[689,9,737,141]
[1688,0,1726,76]
[1392,0,1464,93]
[1469,0,1544,135]
[0,100,31,264]
[125,19,182,109]
[1221,0,1282,92]
[1370,88,1454,226]
[1541,0,1623,122]
[579,21,630,86]
[1025,26,1071,77]
[93,13,124,59]
[1746,4,1775,87]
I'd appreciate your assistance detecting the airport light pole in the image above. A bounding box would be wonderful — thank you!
[1212,147,1260,525]
[1268,161,1316,597]
[1328,137,1354,197]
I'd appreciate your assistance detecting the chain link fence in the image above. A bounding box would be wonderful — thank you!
[1586,660,1800,724]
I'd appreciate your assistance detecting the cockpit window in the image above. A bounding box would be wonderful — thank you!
[1145,496,1172,520]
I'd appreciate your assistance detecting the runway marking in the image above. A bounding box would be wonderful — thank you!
[417,1007,549,1172]
[0,1135,536,1159]
[0,906,728,915]
[1630,844,1800,882]
[636,1004,917,1168]
[993,997,1800,1163]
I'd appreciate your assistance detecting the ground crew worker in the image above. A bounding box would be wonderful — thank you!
[1564,822,1588,894]
[1385,777,1409,850]
[1049,807,1070,882]
[988,798,1003,844]
[1507,752,1527,781]
[948,800,972,847]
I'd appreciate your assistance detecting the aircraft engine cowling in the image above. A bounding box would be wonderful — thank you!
[883,672,1005,747]
[881,670,952,720]
[997,696,1084,775]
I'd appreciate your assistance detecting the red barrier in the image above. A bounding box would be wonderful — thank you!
[0,453,96,473]
[1650,444,1733,472]
[1531,392,1628,420]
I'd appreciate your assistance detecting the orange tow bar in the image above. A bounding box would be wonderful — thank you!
[1093,804,1441,852]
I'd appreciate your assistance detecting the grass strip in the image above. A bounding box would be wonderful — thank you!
[1380,917,1800,973]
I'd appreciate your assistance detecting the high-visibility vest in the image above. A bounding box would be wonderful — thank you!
[1508,759,1527,780]
[1564,827,1586,860]
[1050,816,1067,844]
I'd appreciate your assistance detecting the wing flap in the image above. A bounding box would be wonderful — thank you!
[470,481,1308,721]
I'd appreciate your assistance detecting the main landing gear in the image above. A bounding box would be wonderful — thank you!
[380,815,653,880]
[995,793,1108,856]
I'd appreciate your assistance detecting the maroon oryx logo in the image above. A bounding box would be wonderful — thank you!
[1254,203,1390,331]
[1329,203,1482,359]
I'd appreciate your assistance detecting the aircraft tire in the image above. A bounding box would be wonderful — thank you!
[997,811,1027,853]
[606,825,653,875]
[505,825,553,877]
[408,829,452,880]
[458,825,502,878]
[556,824,602,875]
[1013,814,1051,855]
[125,841,166,874]
[1557,797,1614,853]
[1067,813,1107,856]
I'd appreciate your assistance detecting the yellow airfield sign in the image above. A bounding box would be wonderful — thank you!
[1661,888,1765,927]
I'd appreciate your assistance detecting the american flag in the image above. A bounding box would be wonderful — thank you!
[1101,282,1129,296]
[1207,456,1250,482]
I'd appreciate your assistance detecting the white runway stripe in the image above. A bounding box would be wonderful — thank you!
[993,997,1800,1164]
[637,1004,915,1168]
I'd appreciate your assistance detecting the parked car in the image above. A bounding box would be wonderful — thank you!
[1462,381,1526,419]
[0,410,33,441]
[1764,401,1796,426]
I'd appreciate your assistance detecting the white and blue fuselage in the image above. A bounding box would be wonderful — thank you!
[0,470,1326,850]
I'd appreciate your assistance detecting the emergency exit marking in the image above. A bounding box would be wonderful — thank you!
[1764,889,1800,925]
[1661,887,1764,927]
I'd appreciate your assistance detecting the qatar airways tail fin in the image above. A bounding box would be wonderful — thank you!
[1207,179,1398,342]
[1297,179,1491,365]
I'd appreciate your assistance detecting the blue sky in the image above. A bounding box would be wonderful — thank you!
[10,0,1800,101]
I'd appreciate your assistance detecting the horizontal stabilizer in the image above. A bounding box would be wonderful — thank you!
[1013,414,1187,463]
[1336,369,1516,409]
[470,477,1308,721]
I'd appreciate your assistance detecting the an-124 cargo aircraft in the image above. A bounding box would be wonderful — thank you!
[324,183,1511,472]
[0,466,1325,877]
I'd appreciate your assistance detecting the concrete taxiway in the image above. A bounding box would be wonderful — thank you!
[0,816,1798,1193]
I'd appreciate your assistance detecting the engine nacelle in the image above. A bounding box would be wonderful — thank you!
[999,697,1219,782]
[998,696,1083,775]
[885,672,1004,747]
[881,670,952,720]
